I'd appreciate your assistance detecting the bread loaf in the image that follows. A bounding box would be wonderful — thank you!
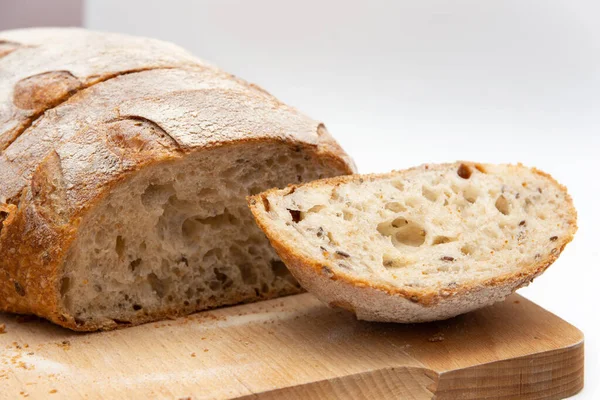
[249,162,577,322]
[0,28,354,331]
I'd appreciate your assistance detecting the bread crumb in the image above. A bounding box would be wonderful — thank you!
[190,352,196,358]
[428,333,445,342]
[57,340,71,350]
[203,349,209,352]
[0,324,6,334]
[49,389,58,394]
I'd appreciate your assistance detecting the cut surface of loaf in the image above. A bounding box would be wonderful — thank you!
[63,141,338,327]
[0,28,354,330]
[249,163,577,322]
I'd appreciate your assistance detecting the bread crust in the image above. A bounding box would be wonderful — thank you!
[0,28,202,152]
[0,28,354,331]
[248,162,577,322]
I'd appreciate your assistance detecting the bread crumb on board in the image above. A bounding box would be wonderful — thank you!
[428,333,445,342]
[57,340,71,350]
[0,323,6,334]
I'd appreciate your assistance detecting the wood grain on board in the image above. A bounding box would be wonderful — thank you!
[0,293,583,399]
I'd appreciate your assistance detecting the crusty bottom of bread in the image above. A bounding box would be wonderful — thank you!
[249,162,577,323]
[60,141,348,330]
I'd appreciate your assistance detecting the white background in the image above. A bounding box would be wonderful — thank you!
[86,1,600,397]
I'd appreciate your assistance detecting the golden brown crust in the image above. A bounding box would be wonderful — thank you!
[0,28,355,331]
[0,28,203,155]
[248,162,577,315]
[12,71,82,111]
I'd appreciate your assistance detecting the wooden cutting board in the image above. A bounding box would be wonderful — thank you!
[0,293,583,400]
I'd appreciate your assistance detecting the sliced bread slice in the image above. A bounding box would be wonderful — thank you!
[248,162,577,322]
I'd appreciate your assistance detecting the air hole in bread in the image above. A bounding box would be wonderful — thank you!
[463,187,479,204]
[378,217,426,247]
[307,205,325,213]
[60,277,71,296]
[221,167,237,180]
[422,186,438,202]
[395,225,426,247]
[342,210,354,221]
[214,268,232,289]
[432,236,456,245]
[376,222,393,237]
[216,273,231,289]
[141,183,174,209]
[457,164,472,179]
[385,202,406,212]
[129,258,142,272]
[115,236,125,259]
[405,197,420,208]
[94,229,107,246]
[391,217,409,228]
[236,263,256,285]
[182,218,199,239]
[261,282,269,294]
[382,254,405,268]
[460,244,474,255]
[537,212,547,221]
[391,180,404,191]
[331,188,340,201]
[202,248,221,263]
[495,195,510,215]
[147,273,166,298]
